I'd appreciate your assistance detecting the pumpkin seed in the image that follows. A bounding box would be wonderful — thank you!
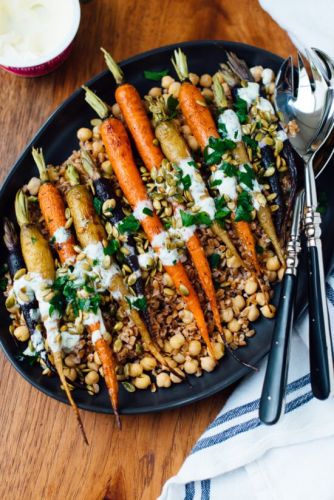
[127,273,137,286]
[65,217,73,229]
[102,199,116,216]
[114,338,123,352]
[114,321,123,331]
[5,295,16,311]
[122,381,136,392]
[179,284,190,296]
[14,268,27,280]
[65,208,71,219]
[263,166,275,177]
[164,287,175,296]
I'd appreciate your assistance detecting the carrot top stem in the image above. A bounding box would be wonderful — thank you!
[82,85,109,120]
[66,165,81,187]
[212,74,227,110]
[171,48,189,81]
[15,190,30,227]
[80,149,100,180]
[145,95,169,125]
[32,147,49,183]
[101,47,124,85]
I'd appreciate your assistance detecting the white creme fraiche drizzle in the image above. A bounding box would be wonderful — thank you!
[218,109,242,142]
[239,164,264,211]
[132,199,154,222]
[83,310,106,344]
[178,158,216,220]
[53,226,72,245]
[151,231,180,266]
[237,82,274,114]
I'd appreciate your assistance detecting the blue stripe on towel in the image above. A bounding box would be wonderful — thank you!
[207,374,310,431]
[201,479,211,500]
[185,481,195,500]
[192,391,313,454]
[326,283,334,306]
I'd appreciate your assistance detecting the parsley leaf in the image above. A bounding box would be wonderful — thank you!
[180,210,211,227]
[219,161,238,177]
[180,174,191,190]
[256,244,264,254]
[93,197,103,215]
[235,191,253,222]
[242,135,258,151]
[203,136,236,166]
[209,253,220,269]
[238,164,256,190]
[166,95,179,118]
[118,215,140,234]
[234,96,248,124]
[103,239,120,256]
[218,121,228,137]
[143,207,153,217]
[144,69,169,81]
[126,295,147,311]
[210,179,222,187]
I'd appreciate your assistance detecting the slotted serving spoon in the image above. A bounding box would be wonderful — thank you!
[259,48,334,425]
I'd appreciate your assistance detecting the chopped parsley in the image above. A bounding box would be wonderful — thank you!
[93,196,103,215]
[219,161,238,177]
[180,174,191,190]
[180,210,211,227]
[166,95,179,118]
[126,295,147,311]
[256,244,264,254]
[209,253,220,269]
[117,215,140,234]
[214,197,231,223]
[218,121,227,137]
[51,276,101,316]
[210,179,222,187]
[203,136,236,166]
[235,191,254,222]
[103,239,120,256]
[234,96,248,124]
[242,135,258,151]
[143,207,153,217]
[238,163,256,190]
[144,68,169,81]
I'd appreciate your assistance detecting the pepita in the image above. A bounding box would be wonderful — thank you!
[14,268,27,280]
[179,284,190,296]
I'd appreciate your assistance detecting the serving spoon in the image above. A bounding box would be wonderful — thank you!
[259,49,334,424]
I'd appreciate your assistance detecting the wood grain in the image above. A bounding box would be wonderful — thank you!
[0,1,295,499]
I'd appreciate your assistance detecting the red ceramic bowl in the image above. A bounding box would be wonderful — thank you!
[0,0,80,77]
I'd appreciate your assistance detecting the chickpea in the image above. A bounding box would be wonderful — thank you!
[64,354,77,368]
[161,75,175,89]
[247,304,260,322]
[103,331,112,344]
[223,328,233,343]
[173,352,185,364]
[228,318,241,333]
[187,135,199,151]
[169,81,181,98]
[156,372,172,388]
[267,271,277,282]
[261,304,276,319]
[163,272,174,287]
[140,356,157,371]
[181,310,194,324]
[227,256,241,268]
[164,340,173,353]
[14,325,29,342]
[200,356,216,372]
[27,177,41,196]
[111,103,121,117]
[94,351,102,366]
[181,124,191,136]
[85,371,99,385]
[129,363,143,377]
[170,372,183,384]
[92,125,101,138]
[202,88,214,101]
[200,73,212,88]
[170,333,186,350]
[92,141,103,156]
[64,367,77,382]
[244,278,258,295]
[134,373,151,389]
[189,72,199,85]
[184,359,199,374]
[188,340,201,357]
[148,87,162,98]
[77,127,92,142]
[256,292,267,306]
[262,68,275,85]
[250,65,264,82]
[213,342,225,360]
[221,307,234,323]
[266,255,280,271]
[232,295,246,311]
[87,361,99,372]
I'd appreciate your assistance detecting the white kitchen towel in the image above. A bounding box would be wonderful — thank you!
[159,266,334,500]
[259,0,334,59]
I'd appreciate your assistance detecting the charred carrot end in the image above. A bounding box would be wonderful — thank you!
[179,82,220,150]
[115,84,165,172]
[95,337,121,429]
[234,220,262,275]
[257,206,286,267]
[186,233,223,333]
[53,351,89,445]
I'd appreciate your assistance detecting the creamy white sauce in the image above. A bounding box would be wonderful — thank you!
[239,164,264,210]
[53,226,71,245]
[83,310,106,344]
[262,68,275,85]
[256,97,274,114]
[169,207,196,242]
[151,230,180,266]
[0,0,76,66]
[79,242,120,292]
[211,169,237,200]
[13,273,60,352]
[29,308,40,322]
[237,82,260,108]
[276,129,288,142]
[60,331,80,353]
[218,109,242,142]
[138,251,155,269]
[132,199,154,221]
[178,158,216,220]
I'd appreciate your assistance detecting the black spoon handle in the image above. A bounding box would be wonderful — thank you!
[307,244,332,399]
[259,273,297,425]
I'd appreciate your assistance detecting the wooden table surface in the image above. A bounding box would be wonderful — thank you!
[0,1,295,499]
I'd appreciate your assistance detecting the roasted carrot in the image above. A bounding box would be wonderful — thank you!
[32,148,77,264]
[14,190,88,444]
[82,86,216,359]
[102,49,223,334]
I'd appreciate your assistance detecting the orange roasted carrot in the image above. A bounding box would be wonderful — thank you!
[83,86,216,359]
[101,49,223,334]
[32,148,77,264]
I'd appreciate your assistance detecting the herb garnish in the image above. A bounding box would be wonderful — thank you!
[214,197,231,222]
[242,135,258,151]
[126,295,147,311]
[238,163,256,190]
[180,174,191,190]
[103,239,120,256]
[166,95,179,118]
[235,191,254,222]
[234,96,248,124]
[93,197,103,215]
[180,210,211,227]
[219,161,238,177]
[203,136,236,166]
[144,69,169,81]
[209,253,220,269]
[117,215,140,234]
[143,207,153,217]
